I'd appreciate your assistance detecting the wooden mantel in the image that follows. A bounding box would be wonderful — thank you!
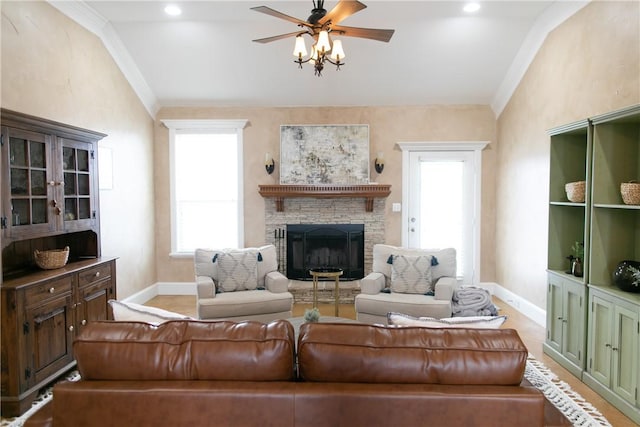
[259,184,391,212]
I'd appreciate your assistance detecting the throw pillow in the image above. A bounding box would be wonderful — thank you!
[109,300,192,325]
[387,312,507,329]
[390,254,433,294]
[217,250,259,292]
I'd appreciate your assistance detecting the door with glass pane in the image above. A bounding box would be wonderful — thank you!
[2,126,56,238]
[60,137,96,232]
[407,150,476,285]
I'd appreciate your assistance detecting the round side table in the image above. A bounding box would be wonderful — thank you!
[309,267,343,317]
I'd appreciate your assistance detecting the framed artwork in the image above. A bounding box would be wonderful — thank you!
[280,125,370,184]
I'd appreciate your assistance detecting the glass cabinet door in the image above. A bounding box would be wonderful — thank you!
[60,138,95,231]
[3,127,56,236]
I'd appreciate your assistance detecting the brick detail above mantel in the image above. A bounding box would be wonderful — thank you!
[258,184,391,212]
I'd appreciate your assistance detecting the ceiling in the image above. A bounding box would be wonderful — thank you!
[51,1,588,115]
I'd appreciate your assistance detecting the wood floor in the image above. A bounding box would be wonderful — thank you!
[145,295,635,426]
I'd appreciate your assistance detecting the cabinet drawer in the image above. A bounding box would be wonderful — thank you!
[78,264,112,287]
[24,276,73,306]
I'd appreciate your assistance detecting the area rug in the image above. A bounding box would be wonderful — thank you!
[525,355,611,426]
[2,356,611,427]
[0,370,80,427]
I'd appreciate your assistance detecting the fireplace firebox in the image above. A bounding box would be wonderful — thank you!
[286,224,364,280]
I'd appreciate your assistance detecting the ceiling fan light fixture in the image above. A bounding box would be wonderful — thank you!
[316,30,331,53]
[252,0,394,77]
[330,39,346,61]
[309,44,319,64]
[293,35,308,58]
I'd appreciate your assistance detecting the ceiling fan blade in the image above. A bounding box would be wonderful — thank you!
[251,6,308,26]
[320,1,367,26]
[253,31,305,44]
[331,25,395,42]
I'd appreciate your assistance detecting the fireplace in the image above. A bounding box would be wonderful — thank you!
[286,224,364,280]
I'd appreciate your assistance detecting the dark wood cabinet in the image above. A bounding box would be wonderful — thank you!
[1,258,116,416]
[1,110,115,416]
[1,110,104,247]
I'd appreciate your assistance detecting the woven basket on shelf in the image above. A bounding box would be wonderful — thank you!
[34,246,70,270]
[621,181,640,205]
[565,181,586,203]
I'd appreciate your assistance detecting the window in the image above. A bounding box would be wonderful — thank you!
[162,119,248,255]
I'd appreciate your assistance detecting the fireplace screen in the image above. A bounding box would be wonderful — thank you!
[286,224,364,280]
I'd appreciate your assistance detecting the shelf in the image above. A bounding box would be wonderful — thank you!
[258,184,391,212]
[550,201,586,207]
[593,203,640,210]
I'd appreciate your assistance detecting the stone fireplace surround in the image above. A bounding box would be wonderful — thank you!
[264,197,386,303]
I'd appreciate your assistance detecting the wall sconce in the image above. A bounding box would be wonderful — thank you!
[374,152,384,174]
[265,153,275,174]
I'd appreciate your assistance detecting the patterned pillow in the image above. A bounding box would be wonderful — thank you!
[390,254,433,294]
[217,250,259,292]
[387,312,507,329]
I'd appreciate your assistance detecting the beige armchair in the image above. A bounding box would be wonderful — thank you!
[194,245,293,321]
[355,244,458,324]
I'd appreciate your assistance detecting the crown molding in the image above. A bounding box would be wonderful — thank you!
[48,0,159,118]
[491,1,590,118]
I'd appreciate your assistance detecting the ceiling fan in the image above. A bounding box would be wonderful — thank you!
[251,0,395,76]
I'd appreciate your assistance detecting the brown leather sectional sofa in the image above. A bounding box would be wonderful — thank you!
[25,319,545,427]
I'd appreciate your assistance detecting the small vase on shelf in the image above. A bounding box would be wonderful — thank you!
[572,258,583,278]
[612,260,640,293]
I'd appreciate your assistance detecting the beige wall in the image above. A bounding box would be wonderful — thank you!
[496,1,640,309]
[1,1,157,299]
[155,106,497,283]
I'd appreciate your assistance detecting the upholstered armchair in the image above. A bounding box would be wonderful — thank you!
[194,245,293,321]
[355,244,458,324]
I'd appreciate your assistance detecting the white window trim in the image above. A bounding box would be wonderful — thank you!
[161,119,248,257]
[397,141,489,286]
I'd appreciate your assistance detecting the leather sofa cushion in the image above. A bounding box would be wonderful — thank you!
[74,320,295,381]
[298,323,527,385]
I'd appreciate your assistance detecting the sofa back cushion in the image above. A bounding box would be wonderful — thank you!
[372,244,456,282]
[297,323,527,385]
[75,320,295,381]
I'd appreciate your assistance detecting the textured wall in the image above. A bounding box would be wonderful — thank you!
[1,2,156,299]
[496,1,640,309]
[155,106,496,283]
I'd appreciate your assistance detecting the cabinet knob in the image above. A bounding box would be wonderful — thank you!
[68,325,74,332]
[49,287,55,293]
[612,347,619,351]
[81,319,87,326]
[557,316,563,320]
[95,271,100,278]
[48,181,56,186]
[605,344,611,348]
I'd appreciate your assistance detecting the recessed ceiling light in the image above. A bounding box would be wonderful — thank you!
[463,3,481,13]
[164,5,182,16]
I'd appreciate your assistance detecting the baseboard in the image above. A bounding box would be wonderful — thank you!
[122,284,159,304]
[122,282,196,304]
[490,282,546,327]
[134,280,547,328]
[156,282,197,295]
